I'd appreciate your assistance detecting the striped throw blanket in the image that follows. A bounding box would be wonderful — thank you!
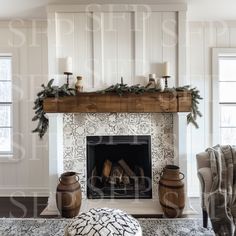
[206,145,236,235]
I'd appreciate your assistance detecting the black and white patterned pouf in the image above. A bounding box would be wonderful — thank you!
[65,208,142,236]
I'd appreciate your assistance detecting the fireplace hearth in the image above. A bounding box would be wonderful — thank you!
[87,135,152,199]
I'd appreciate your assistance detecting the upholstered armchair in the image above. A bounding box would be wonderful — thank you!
[196,152,213,228]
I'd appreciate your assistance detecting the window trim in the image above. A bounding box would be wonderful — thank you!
[0,49,20,161]
[0,56,13,155]
[212,48,236,145]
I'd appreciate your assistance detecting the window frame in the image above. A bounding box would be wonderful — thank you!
[0,56,13,155]
[212,48,236,145]
[0,49,20,161]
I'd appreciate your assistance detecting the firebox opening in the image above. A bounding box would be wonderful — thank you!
[86,135,152,199]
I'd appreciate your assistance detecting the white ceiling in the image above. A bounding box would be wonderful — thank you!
[0,0,235,21]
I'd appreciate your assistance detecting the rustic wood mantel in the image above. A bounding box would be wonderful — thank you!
[43,91,192,113]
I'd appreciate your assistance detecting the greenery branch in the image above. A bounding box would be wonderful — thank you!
[175,85,203,128]
[32,80,202,138]
[32,79,76,138]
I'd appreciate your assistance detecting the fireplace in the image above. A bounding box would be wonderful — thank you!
[42,112,189,216]
[86,135,152,199]
[42,2,190,216]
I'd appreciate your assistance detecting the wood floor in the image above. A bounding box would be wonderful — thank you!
[0,197,48,218]
[0,197,202,218]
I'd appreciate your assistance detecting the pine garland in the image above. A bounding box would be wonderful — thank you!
[32,79,76,138]
[32,80,202,138]
[99,78,155,95]
[175,85,203,128]
[99,83,203,128]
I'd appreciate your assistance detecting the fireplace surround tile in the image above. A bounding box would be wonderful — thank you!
[63,113,174,199]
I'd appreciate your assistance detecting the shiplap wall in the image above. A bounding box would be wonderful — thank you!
[187,21,236,196]
[2,17,234,197]
[2,16,235,197]
[56,11,177,89]
[0,21,49,196]
[0,7,182,196]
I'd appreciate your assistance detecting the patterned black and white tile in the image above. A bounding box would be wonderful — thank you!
[0,218,214,236]
[63,113,174,198]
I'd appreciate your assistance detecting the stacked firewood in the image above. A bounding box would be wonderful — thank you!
[91,159,145,189]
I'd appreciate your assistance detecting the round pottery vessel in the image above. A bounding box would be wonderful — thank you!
[56,172,82,218]
[158,165,185,218]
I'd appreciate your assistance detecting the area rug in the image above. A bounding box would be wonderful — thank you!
[0,218,213,236]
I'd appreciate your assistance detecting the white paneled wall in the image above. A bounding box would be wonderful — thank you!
[55,10,178,89]
[56,13,94,88]
[143,12,177,87]
[0,5,185,196]
[3,9,236,198]
[187,21,236,196]
[2,10,235,198]
[0,21,48,196]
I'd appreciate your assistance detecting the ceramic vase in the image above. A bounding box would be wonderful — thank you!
[56,172,82,218]
[75,76,83,93]
[156,78,165,91]
[158,165,185,218]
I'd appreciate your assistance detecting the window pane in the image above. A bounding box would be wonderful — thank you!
[221,128,236,145]
[220,105,236,127]
[0,128,12,152]
[0,105,11,127]
[0,58,11,81]
[219,82,236,103]
[0,81,12,102]
[219,58,236,81]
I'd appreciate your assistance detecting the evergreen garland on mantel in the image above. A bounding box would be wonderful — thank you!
[32,79,202,138]
[32,79,76,138]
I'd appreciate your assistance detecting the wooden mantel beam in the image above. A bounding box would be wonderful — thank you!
[43,91,192,113]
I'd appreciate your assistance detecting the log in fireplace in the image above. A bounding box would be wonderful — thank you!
[86,135,152,199]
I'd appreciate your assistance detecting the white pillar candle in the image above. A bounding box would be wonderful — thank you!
[58,57,73,74]
[163,62,170,77]
[65,56,73,73]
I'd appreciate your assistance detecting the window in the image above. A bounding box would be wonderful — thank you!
[219,57,236,144]
[213,48,236,145]
[0,57,12,155]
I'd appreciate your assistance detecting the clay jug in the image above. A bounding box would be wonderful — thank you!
[75,76,83,93]
[56,172,82,218]
[158,165,185,218]
[156,78,165,92]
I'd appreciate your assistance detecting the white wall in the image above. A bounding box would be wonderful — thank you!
[1,7,235,198]
[187,21,236,195]
[54,7,180,89]
[0,20,49,196]
[0,3,187,196]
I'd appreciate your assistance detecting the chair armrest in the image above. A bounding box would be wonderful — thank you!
[198,167,212,193]
[196,152,210,169]
[197,167,212,209]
